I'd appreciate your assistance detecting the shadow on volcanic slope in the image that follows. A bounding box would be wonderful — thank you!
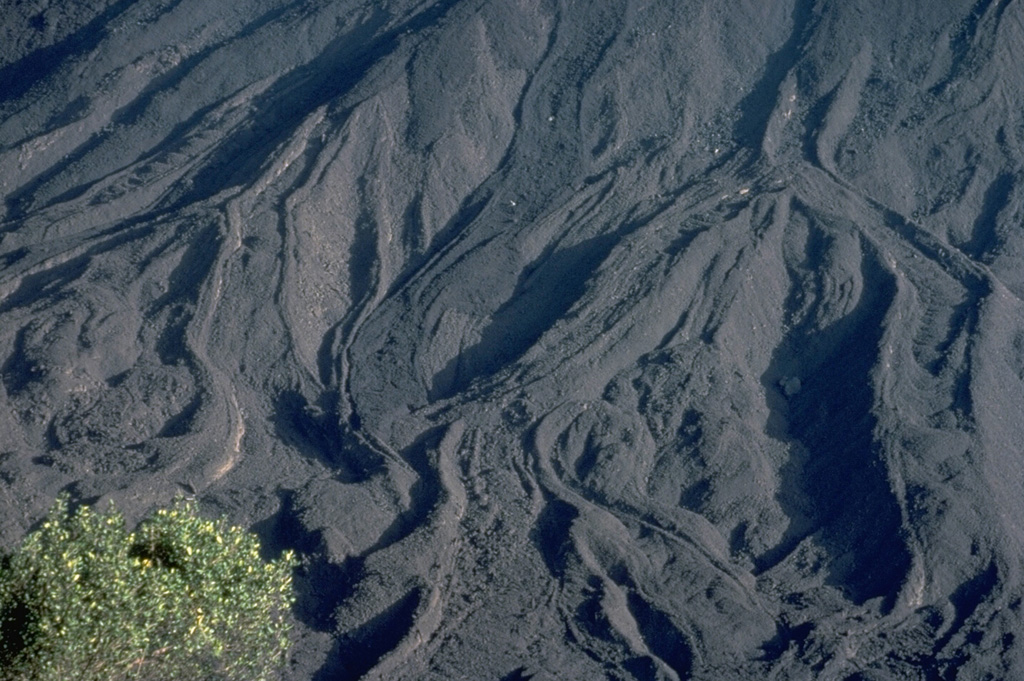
[430,231,618,401]
[758,219,910,607]
[0,0,144,107]
[318,588,422,681]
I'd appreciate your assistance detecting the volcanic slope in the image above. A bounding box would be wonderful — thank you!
[3,0,1024,679]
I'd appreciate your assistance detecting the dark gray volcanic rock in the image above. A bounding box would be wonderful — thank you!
[3,1,1024,679]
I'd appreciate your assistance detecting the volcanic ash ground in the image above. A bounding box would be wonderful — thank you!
[3,1,1024,679]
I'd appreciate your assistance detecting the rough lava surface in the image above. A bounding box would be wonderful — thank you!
[3,1,1024,679]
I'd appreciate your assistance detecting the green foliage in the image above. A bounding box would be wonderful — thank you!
[0,494,296,681]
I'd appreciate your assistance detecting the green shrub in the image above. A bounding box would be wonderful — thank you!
[0,494,296,681]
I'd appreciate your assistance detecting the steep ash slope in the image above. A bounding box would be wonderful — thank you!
[3,1,1024,679]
